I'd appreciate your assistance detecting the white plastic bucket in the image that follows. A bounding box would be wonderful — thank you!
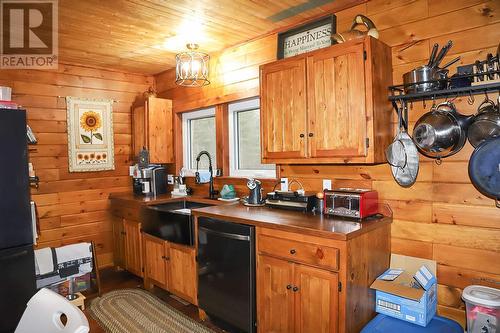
[462,285,500,333]
[0,86,12,101]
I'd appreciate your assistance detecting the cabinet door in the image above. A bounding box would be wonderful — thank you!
[112,217,125,268]
[123,219,143,277]
[132,104,146,158]
[260,57,308,160]
[167,243,197,305]
[146,97,174,164]
[307,42,367,158]
[143,234,167,288]
[294,265,338,333]
[257,255,295,333]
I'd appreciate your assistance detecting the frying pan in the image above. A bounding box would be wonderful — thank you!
[386,102,419,187]
[468,137,500,208]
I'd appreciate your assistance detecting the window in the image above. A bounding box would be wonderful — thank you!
[182,107,216,172]
[229,98,276,178]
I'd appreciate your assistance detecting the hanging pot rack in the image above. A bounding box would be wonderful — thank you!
[388,71,500,130]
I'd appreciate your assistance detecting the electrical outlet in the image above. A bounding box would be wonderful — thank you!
[280,178,289,192]
[167,174,174,184]
[322,179,332,191]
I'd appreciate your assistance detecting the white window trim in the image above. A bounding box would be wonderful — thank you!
[182,107,216,176]
[228,98,276,178]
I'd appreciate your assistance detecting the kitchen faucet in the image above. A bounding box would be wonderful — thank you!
[195,150,218,199]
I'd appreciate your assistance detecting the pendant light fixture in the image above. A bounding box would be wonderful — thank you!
[175,43,210,87]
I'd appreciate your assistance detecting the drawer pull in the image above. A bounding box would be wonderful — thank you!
[286,284,292,290]
[290,249,296,255]
[293,286,299,292]
[316,248,324,259]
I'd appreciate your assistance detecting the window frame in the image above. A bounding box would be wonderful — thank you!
[182,107,216,175]
[228,98,276,178]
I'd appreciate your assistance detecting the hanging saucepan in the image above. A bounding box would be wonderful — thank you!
[412,101,473,161]
[386,101,419,187]
[467,97,500,147]
[468,136,500,208]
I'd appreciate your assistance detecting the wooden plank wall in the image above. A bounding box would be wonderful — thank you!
[1,64,153,267]
[155,0,500,326]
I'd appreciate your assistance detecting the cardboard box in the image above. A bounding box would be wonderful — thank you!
[370,255,437,327]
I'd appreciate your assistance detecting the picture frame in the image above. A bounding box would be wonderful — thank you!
[277,15,336,59]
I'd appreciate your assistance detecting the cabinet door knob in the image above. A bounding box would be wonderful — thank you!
[164,256,170,261]
[293,286,299,292]
[308,133,314,137]
[299,133,305,138]
[290,249,296,255]
[286,284,292,290]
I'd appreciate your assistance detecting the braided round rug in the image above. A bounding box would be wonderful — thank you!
[88,289,215,333]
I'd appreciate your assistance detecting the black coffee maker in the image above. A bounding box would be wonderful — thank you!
[247,178,263,204]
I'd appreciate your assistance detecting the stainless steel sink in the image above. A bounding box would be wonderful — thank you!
[141,200,213,246]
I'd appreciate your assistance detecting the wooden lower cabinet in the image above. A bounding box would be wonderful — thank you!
[168,243,197,305]
[257,225,391,333]
[143,233,168,289]
[143,233,197,305]
[123,219,143,277]
[257,255,295,333]
[257,255,338,333]
[112,217,143,278]
[294,264,338,333]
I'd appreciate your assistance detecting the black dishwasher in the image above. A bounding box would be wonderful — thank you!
[197,217,256,333]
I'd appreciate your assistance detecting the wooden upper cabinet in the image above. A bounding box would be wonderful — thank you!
[260,57,307,159]
[260,37,392,164]
[294,265,338,333]
[132,97,174,164]
[307,42,367,159]
[257,255,295,333]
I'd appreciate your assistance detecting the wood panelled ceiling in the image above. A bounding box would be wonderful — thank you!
[58,0,364,74]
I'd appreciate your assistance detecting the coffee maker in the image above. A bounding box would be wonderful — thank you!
[132,165,167,196]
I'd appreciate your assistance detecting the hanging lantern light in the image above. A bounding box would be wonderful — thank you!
[175,43,210,87]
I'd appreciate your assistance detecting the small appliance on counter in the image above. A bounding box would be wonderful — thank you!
[324,188,378,219]
[131,164,167,196]
[265,191,315,212]
[243,178,265,206]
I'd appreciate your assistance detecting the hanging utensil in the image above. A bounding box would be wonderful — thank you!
[412,101,473,160]
[468,137,500,208]
[440,56,461,70]
[467,96,500,147]
[428,43,439,67]
[388,101,419,187]
[431,40,453,68]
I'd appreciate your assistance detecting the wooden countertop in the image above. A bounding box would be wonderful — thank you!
[109,192,225,207]
[110,192,391,240]
[192,204,391,240]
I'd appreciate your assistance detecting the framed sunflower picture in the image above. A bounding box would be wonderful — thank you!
[66,96,115,172]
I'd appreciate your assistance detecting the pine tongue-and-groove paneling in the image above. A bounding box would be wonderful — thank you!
[155,0,500,327]
[1,63,153,267]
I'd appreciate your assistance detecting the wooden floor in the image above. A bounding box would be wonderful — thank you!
[84,268,224,332]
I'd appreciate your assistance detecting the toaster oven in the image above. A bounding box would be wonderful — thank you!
[324,188,378,219]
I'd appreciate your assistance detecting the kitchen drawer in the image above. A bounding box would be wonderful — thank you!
[258,234,339,271]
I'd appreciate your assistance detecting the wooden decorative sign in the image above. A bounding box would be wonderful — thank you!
[277,15,336,59]
[66,96,115,172]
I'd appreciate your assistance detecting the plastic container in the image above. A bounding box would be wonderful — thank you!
[361,314,462,333]
[462,285,500,333]
[0,86,12,101]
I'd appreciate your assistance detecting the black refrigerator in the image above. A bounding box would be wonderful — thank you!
[0,109,37,333]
